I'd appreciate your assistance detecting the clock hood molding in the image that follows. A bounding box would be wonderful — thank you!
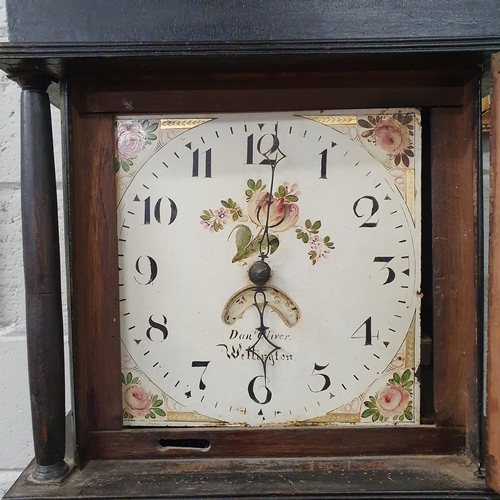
[5,0,500,48]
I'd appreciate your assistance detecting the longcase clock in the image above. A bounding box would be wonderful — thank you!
[1,1,500,498]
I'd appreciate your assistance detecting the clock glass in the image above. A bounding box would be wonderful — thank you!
[115,110,421,427]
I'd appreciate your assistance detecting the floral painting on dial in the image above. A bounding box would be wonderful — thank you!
[305,315,417,424]
[115,118,200,202]
[357,113,415,168]
[361,369,414,422]
[121,351,222,425]
[117,112,420,427]
[115,119,158,173]
[200,179,334,265]
[122,372,166,421]
[303,110,419,220]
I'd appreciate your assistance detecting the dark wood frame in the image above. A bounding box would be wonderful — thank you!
[487,53,500,494]
[63,53,480,465]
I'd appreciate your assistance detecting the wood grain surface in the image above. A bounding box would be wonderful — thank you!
[487,52,500,493]
[6,0,500,47]
[66,102,122,463]
[64,60,482,464]
[7,455,499,499]
[88,426,464,460]
[431,97,477,432]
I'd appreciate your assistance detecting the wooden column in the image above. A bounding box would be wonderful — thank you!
[17,74,69,482]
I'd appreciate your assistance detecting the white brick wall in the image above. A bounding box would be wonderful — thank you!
[0,1,67,495]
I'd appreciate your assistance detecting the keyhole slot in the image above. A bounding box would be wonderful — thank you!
[158,438,211,452]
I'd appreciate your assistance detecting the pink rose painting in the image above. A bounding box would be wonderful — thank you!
[373,116,410,154]
[114,120,158,173]
[248,190,299,232]
[122,372,166,420]
[123,384,151,417]
[362,369,414,422]
[116,121,147,159]
[357,113,415,168]
[376,385,410,419]
[200,179,334,265]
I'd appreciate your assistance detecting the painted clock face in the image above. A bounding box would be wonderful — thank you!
[117,111,421,426]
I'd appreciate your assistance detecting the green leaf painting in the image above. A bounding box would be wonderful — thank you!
[361,370,414,423]
[200,179,334,265]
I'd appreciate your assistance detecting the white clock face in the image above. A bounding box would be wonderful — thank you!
[117,111,421,426]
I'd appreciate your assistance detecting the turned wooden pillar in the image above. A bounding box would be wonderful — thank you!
[16,74,68,482]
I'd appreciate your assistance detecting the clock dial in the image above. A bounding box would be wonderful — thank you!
[117,111,421,426]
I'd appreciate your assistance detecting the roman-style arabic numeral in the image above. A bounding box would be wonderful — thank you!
[135,196,178,225]
[191,360,210,390]
[308,363,331,393]
[351,317,379,345]
[319,149,328,179]
[248,375,272,404]
[134,255,158,285]
[319,143,336,179]
[188,144,212,177]
[142,196,151,224]
[373,256,396,285]
[353,195,379,227]
[246,123,279,165]
[246,133,254,164]
[146,314,168,342]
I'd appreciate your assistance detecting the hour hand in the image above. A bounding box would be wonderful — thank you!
[222,285,300,328]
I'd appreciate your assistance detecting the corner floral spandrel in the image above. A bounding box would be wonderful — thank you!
[121,371,166,420]
[357,113,414,169]
[361,368,414,422]
[200,179,334,265]
[115,119,159,173]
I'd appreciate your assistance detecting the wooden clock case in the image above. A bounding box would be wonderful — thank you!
[1,1,500,498]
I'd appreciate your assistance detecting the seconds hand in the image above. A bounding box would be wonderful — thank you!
[247,129,286,392]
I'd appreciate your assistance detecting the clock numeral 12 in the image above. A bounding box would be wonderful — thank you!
[246,124,279,165]
[135,196,178,225]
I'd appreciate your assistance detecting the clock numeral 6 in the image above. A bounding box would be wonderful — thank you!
[248,375,272,405]
[308,363,331,393]
[146,314,168,342]
[134,255,158,285]
[135,195,178,225]
[353,195,379,228]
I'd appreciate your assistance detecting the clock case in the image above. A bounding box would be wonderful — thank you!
[1,2,500,498]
